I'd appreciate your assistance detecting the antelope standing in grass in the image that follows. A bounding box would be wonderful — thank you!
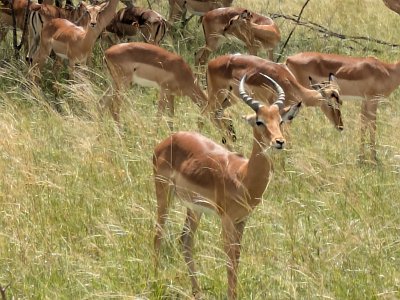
[153,74,301,300]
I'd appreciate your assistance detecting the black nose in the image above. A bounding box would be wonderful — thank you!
[337,125,344,131]
[275,139,285,149]
[90,23,96,27]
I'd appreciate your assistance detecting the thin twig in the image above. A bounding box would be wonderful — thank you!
[276,0,311,62]
[272,13,400,48]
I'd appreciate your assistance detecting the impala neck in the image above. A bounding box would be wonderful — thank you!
[388,61,400,88]
[86,0,119,41]
[301,88,322,107]
[242,128,274,206]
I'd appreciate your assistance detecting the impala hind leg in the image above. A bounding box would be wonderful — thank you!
[0,26,8,44]
[222,218,246,300]
[360,98,379,162]
[180,208,203,298]
[154,176,174,268]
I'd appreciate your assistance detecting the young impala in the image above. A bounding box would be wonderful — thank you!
[104,6,167,45]
[26,1,89,62]
[286,51,400,161]
[195,7,281,65]
[153,74,301,300]
[206,54,343,143]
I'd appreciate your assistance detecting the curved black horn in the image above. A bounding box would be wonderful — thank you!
[239,75,263,112]
[259,73,285,109]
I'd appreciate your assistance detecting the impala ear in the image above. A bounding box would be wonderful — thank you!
[225,15,240,31]
[329,72,338,84]
[78,1,87,8]
[241,10,252,20]
[281,102,302,123]
[242,114,257,127]
[309,76,321,90]
[99,0,109,11]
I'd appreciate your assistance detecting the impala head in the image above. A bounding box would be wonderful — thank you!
[309,73,344,131]
[223,10,253,35]
[85,0,109,27]
[240,74,301,149]
[139,18,164,44]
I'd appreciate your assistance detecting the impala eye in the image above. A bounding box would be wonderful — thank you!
[256,120,264,126]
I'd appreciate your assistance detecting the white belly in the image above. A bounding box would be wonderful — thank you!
[133,74,160,89]
[181,199,219,217]
[56,53,69,60]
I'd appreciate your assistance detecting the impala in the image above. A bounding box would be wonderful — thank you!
[154,74,301,300]
[168,0,233,23]
[286,51,400,161]
[104,42,208,124]
[206,54,343,143]
[195,7,280,65]
[105,6,167,45]
[31,0,118,78]
[26,1,89,62]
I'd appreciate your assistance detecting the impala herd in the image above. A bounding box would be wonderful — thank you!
[1,0,399,298]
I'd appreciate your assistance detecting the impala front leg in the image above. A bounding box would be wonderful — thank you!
[360,97,379,162]
[222,218,246,300]
[0,26,8,44]
[31,42,52,83]
[158,90,175,130]
[195,35,224,66]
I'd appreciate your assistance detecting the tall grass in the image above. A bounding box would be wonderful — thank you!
[0,0,399,299]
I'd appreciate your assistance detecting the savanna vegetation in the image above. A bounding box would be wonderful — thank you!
[0,0,399,299]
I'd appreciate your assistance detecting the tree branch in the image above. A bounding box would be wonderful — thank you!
[271,12,400,49]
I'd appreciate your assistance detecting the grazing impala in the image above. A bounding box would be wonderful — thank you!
[26,1,89,62]
[105,6,167,45]
[154,75,301,300]
[31,0,118,78]
[104,42,208,124]
[206,54,343,143]
[195,7,281,65]
[286,52,400,161]
[168,0,233,23]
